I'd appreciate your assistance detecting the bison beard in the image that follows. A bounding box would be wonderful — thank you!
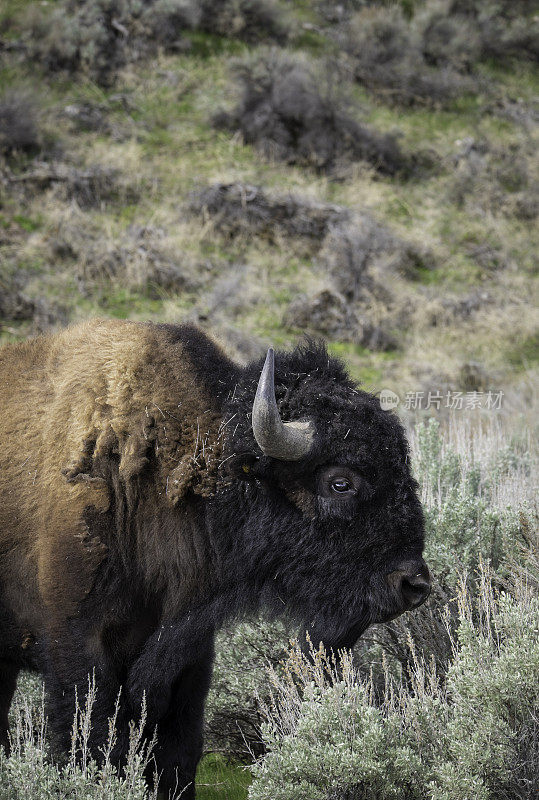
[0,319,429,798]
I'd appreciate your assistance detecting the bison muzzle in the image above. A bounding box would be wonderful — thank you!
[0,319,429,798]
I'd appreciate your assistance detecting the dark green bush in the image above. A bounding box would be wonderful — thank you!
[0,91,40,156]
[199,0,287,43]
[449,0,539,63]
[29,0,286,85]
[342,5,474,107]
[214,50,409,175]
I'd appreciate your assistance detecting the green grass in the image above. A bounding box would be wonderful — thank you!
[11,256,46,276]
[184,31,247,59]
[412,264,443,285]
[327,342,393,388]
[0,324,27,344]
[477,59,539,103]
[505,332,539,369]
[196,755,251,800]
[0,0,38,37]
[92,288,164,319]
[13,214,41,232]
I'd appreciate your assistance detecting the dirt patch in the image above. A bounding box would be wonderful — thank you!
[5,161,138,209]
[188,182,350,244]
[52,223,200,296]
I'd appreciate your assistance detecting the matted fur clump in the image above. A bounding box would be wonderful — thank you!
[214,50,409,176]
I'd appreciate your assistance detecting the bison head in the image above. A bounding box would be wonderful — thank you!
[213,341,429,651]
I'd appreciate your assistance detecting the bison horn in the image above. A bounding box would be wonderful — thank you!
[252,348,314,461]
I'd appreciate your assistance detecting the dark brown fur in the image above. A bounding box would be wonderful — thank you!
[0,319,229,785]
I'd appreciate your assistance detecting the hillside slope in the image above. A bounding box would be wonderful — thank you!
[1,0,537,411]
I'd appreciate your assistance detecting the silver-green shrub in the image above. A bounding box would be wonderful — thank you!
[412,418,532,580]
[204,618,291,761]
[249,574,539,800]
[205,417,537,774]
[1,675,157,800]
[355,418,534,682]
[28,0,286,86]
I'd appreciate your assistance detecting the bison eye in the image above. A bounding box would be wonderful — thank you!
[331,478,354,494]
[318,465,373,504]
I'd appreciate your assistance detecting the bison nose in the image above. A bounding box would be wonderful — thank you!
[387,561,431,610]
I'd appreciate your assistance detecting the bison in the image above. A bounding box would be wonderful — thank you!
[0,318,430,797]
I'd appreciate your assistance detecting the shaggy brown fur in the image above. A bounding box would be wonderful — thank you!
[0,319,225,738]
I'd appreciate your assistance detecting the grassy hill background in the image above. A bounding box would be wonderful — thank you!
[1,0,537,411]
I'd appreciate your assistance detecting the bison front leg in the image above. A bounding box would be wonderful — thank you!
[0,660,19,753]
[151,651,214,800]
[42,645,130,766]
[40,615,141,777]
[129,631,215,799]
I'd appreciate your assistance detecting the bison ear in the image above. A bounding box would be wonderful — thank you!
[223,453,260,480]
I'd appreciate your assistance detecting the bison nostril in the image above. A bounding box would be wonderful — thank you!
[386,561,431,611]
[400,574,431,608]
